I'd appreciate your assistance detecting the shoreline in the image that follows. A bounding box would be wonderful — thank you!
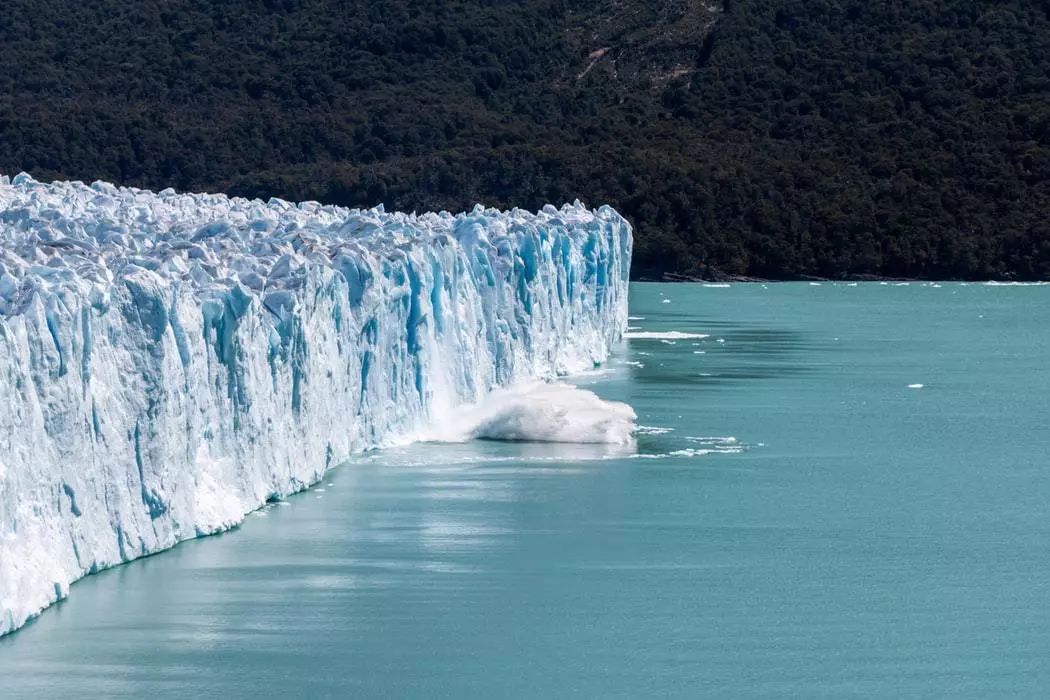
[636,272,1048,284]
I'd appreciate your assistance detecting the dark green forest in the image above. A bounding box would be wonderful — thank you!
[2,0,1049,279]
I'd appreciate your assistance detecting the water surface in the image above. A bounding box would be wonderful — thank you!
[3,282,1050,697]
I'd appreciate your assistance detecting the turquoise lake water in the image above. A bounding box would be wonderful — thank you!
[2,282,1050,697]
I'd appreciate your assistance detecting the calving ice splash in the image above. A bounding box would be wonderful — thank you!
[417,381,637,446]
[0,174,632,635]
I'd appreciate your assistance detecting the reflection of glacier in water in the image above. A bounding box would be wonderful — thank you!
[0,174,631,636]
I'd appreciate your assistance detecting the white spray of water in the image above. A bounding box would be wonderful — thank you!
[418,381,637,445]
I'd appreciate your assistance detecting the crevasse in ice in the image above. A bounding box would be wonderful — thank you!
[0,173,631,635]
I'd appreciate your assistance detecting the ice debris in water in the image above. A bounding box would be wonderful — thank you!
[636,425,673,435]
[0,173,632,635]
[623,330,708,340]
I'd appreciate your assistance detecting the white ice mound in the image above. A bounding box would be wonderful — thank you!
[421,381,636,445]
[0,173,632,636]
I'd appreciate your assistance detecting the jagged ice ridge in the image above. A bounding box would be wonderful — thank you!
[0,173,631,635]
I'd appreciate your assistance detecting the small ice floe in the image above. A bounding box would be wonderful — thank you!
[630,436,747,459]
[907,383,924,389]
[693,350,705,355]
[660,339,676,345]
[636,425,673,435]
[630,449,711,459]
[715,338,725,344]
[624,331,709,340]
[685,436,738,446]
[703,283,731,288]
[628,315,646,321]
[809,282,822,286]
[315,488,326,492]
[662,299,671,304]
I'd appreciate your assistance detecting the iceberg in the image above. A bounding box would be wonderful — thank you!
[0,174,632,636]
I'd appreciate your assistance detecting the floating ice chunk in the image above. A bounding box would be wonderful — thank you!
[624,331,709,340]
[907,383,924,389]
[685,436,738,445]
[636,425,673,435]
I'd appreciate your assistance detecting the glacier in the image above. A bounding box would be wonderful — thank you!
[0,173,631,636]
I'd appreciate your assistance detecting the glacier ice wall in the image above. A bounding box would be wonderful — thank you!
[0,173,631,636]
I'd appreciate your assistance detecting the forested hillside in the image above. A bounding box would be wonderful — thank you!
[2,0,1048,279]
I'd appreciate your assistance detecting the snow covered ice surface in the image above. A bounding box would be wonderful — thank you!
[0,173,632,636]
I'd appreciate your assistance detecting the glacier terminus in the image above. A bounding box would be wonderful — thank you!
[0,174,632,636]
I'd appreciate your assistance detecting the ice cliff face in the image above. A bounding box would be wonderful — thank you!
[0,174,631,636]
